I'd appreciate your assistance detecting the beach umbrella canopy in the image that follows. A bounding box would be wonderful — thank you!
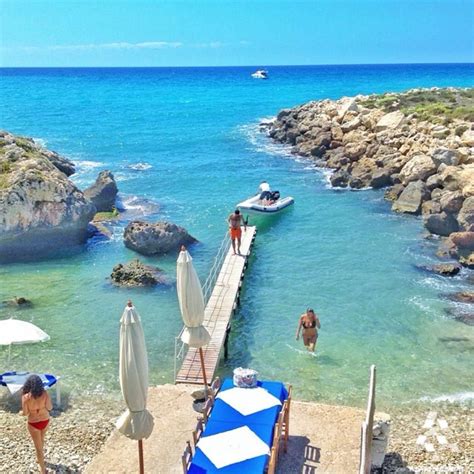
[0,318,50,346]
[176,248,211,348]
[116,302,154,473]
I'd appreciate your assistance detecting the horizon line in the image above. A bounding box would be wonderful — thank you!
[1,61,473,69]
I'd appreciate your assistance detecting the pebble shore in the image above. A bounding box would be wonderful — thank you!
[1,392,472,473]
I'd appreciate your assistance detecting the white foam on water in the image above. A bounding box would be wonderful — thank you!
[238,121,294,157]
[118,194,160,217]
[32,137,47,148]
[75,160,105,169]
[126,162,153,171]
[285,343,319,358]
[418,392,474,403]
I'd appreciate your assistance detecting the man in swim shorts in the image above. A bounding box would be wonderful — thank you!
[227,209,246,255]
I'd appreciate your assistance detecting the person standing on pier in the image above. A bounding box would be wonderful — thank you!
[296,308,321,352]
[227,209,246,255]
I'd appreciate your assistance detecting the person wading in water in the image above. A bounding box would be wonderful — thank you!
[296,308,321,352]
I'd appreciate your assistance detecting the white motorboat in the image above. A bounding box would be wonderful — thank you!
[251,69,268,79]
[237,193,294,215]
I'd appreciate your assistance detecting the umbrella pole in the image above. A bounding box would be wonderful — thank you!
[138,439,144,474]
[198,347,209,395]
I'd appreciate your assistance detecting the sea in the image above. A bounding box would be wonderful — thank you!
[1,64,473,409]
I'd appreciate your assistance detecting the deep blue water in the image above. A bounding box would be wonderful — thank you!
[1,64,473,407]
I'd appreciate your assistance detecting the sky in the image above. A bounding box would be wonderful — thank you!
[0,0,473,67]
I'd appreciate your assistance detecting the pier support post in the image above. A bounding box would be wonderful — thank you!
[224,324,231,359]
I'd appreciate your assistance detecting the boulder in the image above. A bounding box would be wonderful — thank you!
[439,191,464,214]
[423,212,459,236]
[369,169,392,189]
[392,181,428,214]
[460,129,474,147]
[448,231,474,251]
[330,170,350,188]
[399,155,436,185]
[431,125,450,138]
[375,111,405,132]
[431,148,460,167]
[384,184,405,202]
[344,142,366,161]
[459,253,474,268]
[419,263,461,276]
[341,117,361,133]
[84,170,118,212]
[124,221,197,256]
[110,259,165,286]
[457,197,474,231]
[426,173,443,191]
[421,200,441,216]
[0,131,96,262]
[336,98,359,121]
[447,291,474,303]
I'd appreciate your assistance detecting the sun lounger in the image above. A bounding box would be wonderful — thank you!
[0,371,61,407]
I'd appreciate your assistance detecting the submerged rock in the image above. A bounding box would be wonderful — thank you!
[124,221,197,256]
[110,259,165,286]
[84,170,118,213]
[418,263,462,277]
[447,291,474,304]
[0,131,96,262]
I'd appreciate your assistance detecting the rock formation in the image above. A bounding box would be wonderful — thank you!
[84,170,118,212]
[0,130,96,261]
[265,88,474,267]
[123,221,197,256]
[110,259,165,286]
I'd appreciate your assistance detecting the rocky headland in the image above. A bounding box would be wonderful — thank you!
[265,88,474,270]
[0,131,96,261]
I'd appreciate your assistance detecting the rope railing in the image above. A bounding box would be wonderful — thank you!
[173,231,231,382]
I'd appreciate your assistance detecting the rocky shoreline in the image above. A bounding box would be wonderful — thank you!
[1,392,472,473]
[264,88,474,273]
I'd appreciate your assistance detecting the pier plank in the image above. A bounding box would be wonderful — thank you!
[175,226,256,384]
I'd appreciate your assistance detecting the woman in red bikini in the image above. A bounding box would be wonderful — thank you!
[21,374,52,473]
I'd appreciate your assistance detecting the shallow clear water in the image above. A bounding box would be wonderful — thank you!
[1,65,473,408]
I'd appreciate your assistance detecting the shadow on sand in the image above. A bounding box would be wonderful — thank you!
[277,435,321,473]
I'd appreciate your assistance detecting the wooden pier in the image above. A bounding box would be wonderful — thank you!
[175,226,257,385]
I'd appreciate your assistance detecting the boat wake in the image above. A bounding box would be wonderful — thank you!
[126,162,153,171]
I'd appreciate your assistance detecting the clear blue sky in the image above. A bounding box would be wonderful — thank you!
[1,0,473,67]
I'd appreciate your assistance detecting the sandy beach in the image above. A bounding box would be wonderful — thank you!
[1,386,473,473]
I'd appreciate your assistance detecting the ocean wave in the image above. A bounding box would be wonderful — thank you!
[418,392,474,403]
[408,295,443,318]
[75,160,105,169]
[238,121,294,157]
[117,194,160,218]
[126,162,153,171]
[32,137,47,148]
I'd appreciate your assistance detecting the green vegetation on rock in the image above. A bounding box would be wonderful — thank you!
[359,87,474,124]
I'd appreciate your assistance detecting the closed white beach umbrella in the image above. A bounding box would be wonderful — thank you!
[116,301,154,474]
[177,246,211,387]
[0,318,50,362]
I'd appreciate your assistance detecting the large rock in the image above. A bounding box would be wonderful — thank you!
[392,181,428,214]
[439,191,464,213]
[0,131,96,262]
[110,259,165,286]
[330,170,350,188]
[124,221,197,256]
[399,154,436,185]
[460,129,474,147]
[84,170,118,212]
[431,148,460,167]
[457,196,474,231]
[375,111,405,132]
[419,263,462,277]
[369,169,392,189]
[449,231,474,251]
[423,212,459,236]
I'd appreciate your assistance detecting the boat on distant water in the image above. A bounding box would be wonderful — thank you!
[251,69,268,79]
[237,190,294,215]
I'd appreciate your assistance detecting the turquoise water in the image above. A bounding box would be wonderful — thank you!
[0,65,473,408]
